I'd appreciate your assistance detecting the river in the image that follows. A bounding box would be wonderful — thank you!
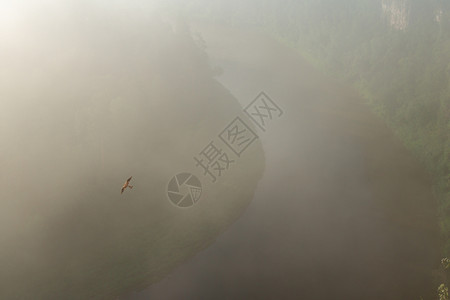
[120,21,439,300]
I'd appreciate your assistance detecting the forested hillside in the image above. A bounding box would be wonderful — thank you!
[183,0,450,253]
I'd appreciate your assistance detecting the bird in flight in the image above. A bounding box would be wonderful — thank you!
[121,176,133,194]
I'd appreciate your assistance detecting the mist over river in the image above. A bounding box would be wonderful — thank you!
[122,21,440,300]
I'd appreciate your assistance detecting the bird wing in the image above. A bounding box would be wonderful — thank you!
[121,177,132,194]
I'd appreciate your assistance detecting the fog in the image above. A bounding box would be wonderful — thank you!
[1,1,445,299]
[1,1,265,298]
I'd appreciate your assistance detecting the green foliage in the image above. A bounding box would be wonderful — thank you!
[205,0,450,255]
[438,283,449,300]
[439,258,450,300]
[442,257,450,270]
